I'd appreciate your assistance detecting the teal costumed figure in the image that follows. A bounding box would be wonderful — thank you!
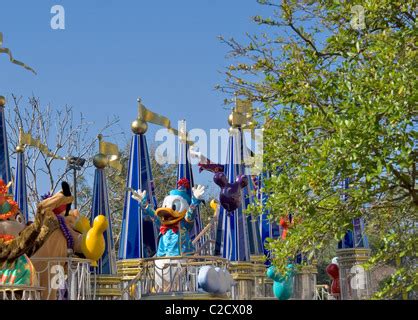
[267,263,295,300]
[132,178,205,256]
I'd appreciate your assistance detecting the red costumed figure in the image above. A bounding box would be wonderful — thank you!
[326,260,341,299]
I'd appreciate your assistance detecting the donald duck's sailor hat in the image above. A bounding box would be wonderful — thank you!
[169,178,191,204]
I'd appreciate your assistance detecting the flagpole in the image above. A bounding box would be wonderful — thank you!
[176,120,203,242]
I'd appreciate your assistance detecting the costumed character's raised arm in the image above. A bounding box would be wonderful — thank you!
[131,178,205,257]
[131,189,160,227]
[186,184,205,223]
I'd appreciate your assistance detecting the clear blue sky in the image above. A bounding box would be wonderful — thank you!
[0,0,271,188]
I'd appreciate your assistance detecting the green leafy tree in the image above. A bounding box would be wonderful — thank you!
[219,0,417,299]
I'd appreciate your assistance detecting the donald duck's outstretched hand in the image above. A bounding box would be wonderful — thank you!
[192,185,205,201]
[131,189,147,205]
[131,178,205,257]
[131,184,205,204]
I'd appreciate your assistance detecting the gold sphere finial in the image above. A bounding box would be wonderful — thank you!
[0,96,6,107]
[131,119,148,135]
[16,145,25,153]
[229,126,239,134]
[228,112,240,128]
[228,113,234,127]
[93,153,108,169]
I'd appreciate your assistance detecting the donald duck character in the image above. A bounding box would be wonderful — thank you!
[131,178,205,257]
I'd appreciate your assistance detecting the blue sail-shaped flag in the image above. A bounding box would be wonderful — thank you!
[241,136,263,256]
[91,167,117,274]
[0,102,12,193]
[14,150,29,222]
[257,171,280,262]
[176,121,203,242]
[118,133,158,259]
[215,129,252,261]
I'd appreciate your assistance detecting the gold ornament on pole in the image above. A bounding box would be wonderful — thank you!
[93,134,125,185]
[18,128,66,160]
[131,99,149,135]
[228,97,260,145]
[131,119,148,135]
[93,153,108,169]
[93,134,123,172]
[0,96,6,107]
[227,97,264,170]
[135,98,195,145]
[15,127,26,153]
[15,145,25,153]
[228,98,256,129]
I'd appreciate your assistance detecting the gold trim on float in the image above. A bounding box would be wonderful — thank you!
[297,265,318,274]
[336,248,371,264]
[0,285,45,292]
[95,289,122,296]
[94,276,121,285]
[250,255,266,263]
[140,293,230,300]
[229,262,256,281]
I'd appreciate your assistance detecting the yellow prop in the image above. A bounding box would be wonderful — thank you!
[210,199,219,215]
[74,216,91,234]
[0,32,36,75]
[79,215,108,267]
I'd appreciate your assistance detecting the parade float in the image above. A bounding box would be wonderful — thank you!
[0,90,375,300]
[0,93,319,301]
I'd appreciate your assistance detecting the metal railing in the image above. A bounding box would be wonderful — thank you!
[314,285,333,300]
[0,285,45,300]
[30,257,93,300]
[119,256,229,299]
[193,210,218,256]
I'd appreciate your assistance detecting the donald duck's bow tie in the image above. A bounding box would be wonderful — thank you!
[160,224,179,235]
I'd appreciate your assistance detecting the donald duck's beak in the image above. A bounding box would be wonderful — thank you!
[155,208,187,225]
